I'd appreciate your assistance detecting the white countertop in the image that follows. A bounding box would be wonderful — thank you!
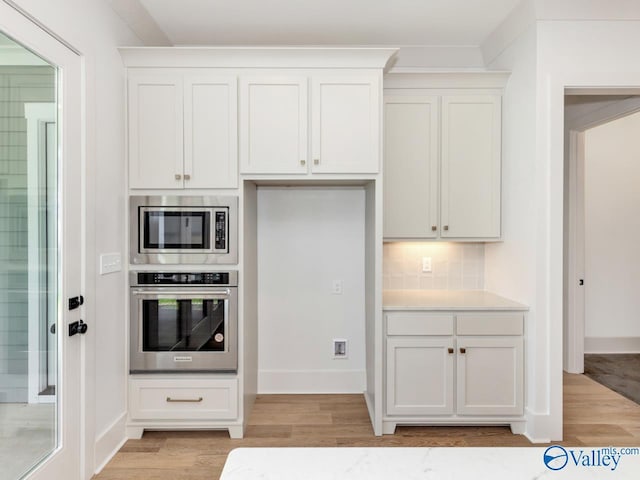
[220,447,637,479]
[383,290,528,311]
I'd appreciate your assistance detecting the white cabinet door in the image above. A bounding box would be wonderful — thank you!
[311,74,380,173]
[384,96,439,238]
[184,75,238,188]
[386,337,454,415]
[239,76,308,174]
[440,95,501,238]
[129,73,184,189]
[456,336,523,416]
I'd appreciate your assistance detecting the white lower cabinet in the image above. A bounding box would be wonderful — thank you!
[127,376,242,439]
[384,311,524,435]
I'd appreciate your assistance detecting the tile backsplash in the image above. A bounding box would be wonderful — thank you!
[383,242,484,290]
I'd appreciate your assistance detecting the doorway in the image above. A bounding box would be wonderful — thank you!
[564,93,640,403]
[0,3,84,479]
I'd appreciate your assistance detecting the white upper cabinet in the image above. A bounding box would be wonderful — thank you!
[311,75,380,173]
[383,79,504,240]
[384,96,439,238]
[128,70,238,189]
[239,72,381,175]
[441,95,501,239]
[184,76,238,189]
[239,76,308,174]
[129,73,184,189]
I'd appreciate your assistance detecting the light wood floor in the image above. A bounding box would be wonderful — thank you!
[93,373,640,479]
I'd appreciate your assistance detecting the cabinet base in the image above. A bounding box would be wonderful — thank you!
[126,424,244,439]
[382,418,527,437]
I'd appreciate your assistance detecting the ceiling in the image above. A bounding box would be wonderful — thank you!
[133,0,522,46]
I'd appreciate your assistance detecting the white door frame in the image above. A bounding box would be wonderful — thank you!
[0,2,86,479]
[565,94,640,373]
[25,102,56,404]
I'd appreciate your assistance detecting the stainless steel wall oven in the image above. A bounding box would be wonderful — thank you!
[130,271,238,373]
[130,195,238,265]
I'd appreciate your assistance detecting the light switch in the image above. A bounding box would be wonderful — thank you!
[422,257,432,273]
[100,253,122,275]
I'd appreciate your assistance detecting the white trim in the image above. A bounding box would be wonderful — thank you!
[585,337,640,354]
[25,103,56,404]
[119,47,398,69]
[93,412,127,476]
[565,130,585,374]
[258,370,366,394]
[523,408,552,444]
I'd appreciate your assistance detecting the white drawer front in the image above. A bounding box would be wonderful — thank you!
[387,313,454,336]
[129,378,238,420]
[456,313,524,335]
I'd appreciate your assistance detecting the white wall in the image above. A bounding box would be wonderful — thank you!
[257,188,366,393]
[584,111,640,343]
[483,25,541,437]
[8,0,142,475]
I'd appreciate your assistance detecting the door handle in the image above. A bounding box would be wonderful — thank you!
[459,347,466,354]
[166,397,203,403]
[447,347,454,354]
[69,319,88,337]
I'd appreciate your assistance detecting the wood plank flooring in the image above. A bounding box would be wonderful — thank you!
[93,373,640,479]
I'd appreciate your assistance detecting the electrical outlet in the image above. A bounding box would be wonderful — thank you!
[422,257,432,273]
[332,280,343,295]
[333,339,348,359]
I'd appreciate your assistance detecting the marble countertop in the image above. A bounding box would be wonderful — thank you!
[220,447,634,479]
[383,289,528,311]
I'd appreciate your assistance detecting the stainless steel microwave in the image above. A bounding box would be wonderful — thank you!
[129,196,238,265]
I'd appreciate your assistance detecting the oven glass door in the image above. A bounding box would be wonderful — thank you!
[140,293,228,353]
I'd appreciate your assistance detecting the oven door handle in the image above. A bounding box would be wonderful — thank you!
[131,288,232,298]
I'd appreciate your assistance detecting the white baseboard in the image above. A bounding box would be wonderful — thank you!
[258,369,365,394]
[94,411,127,475]
[585,337,640,354]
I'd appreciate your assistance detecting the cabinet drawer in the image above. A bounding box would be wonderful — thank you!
[129,377,238,420]
[456,314,523,335]
[387,313,454,336]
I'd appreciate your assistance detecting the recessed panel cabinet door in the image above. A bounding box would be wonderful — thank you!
[441,95,501,238]
[386,337,454,415]
[311,75,380,173]
[240,77,308,174]
[456,336,523,416]
[129,73,184,189]
[184,76,238,188]
[384,96,439,238]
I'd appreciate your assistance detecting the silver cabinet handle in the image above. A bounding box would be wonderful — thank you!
[314,159,320,165]
[443,225,449,231]
[431,226,437,231]
[184,174,191,180]
[175,174,182,180]
[300,160,306,166]
[166,397,203,403]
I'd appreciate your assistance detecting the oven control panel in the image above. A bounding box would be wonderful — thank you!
[133,271,237,286]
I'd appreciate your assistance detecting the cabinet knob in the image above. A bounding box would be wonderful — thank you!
[184,174,191,181]
[459,347,466,354]
[175,174,182,180]
[431,226,437,231]
[314,159,320,165]
[447,347,454,354]
[443,225,449,231]
[300,160,306,166]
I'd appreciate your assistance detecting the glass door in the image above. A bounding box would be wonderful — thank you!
[0,3,83,478]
